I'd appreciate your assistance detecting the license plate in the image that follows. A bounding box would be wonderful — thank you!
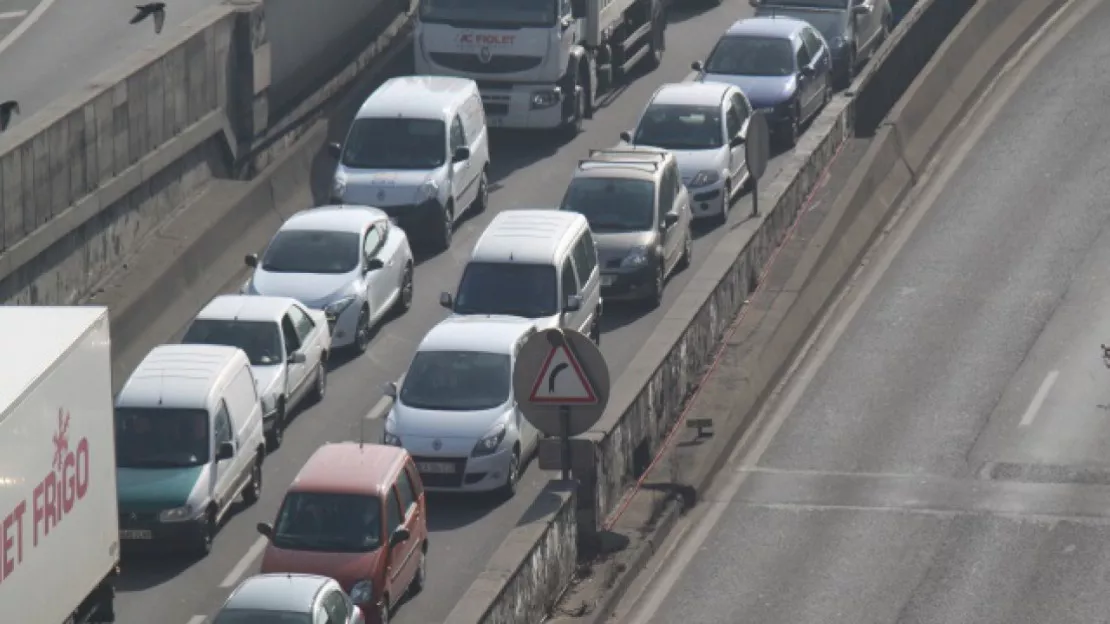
[417,462,457,474]
[601,275,615,287]
[120,530,152,540]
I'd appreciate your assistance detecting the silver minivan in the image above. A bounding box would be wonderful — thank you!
[439,210,603,343]
[329,76,491,252]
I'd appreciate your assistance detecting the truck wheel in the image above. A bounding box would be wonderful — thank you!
[645,17,665,70]
[561,84,585,139]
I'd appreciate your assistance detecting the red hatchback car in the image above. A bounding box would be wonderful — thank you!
[257,442,429,624]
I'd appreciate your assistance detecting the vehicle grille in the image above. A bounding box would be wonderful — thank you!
[119,512,158,528]
[428,52,542,74]
[483,102,509,116]
[411,455,467,488]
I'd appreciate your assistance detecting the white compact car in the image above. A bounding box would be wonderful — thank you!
[381,316,540,497]
[242,206,414,354]
[622,81,754,222]
[182,295,331,449]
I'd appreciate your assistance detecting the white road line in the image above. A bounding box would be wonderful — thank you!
[0,0,58,57]
[219,536,268,588]
[185,616,206,624]
[366,394,393,420]
[0,10,28,20]
[1020,370,1059,427]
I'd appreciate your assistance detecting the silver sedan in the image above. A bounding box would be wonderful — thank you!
[214,574,365,624]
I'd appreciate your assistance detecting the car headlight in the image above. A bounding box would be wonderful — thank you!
[324,296,356,317]
[332,176,347,201]
[349,579,373,604]
[416,180,439,203]
[687,170,721,188]
[159,505,196,523]
[620,246,650,268]
[472,424,506,457]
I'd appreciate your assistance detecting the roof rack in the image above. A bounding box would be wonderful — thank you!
[587,147,667,161]
[578,148,667,171]
[576,159,660,172]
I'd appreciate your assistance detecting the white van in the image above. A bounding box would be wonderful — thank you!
[328,75,491,252]
[439,210,603,343]
[114,344,267,556]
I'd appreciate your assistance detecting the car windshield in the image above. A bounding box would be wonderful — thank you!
[758,8,843,41]
[182,319,283,366]
[420,0,556,27]
[705,36,796,77]
[341,117,446,170]
[400,351,512,411]
[453,262,558,317]
[213,610,312,624]
[758,0,848,7]
[634,105,724,150]
[115,408,209,468]
[272,492,383,553]
[560,178,655,233]
[261,230,360,275]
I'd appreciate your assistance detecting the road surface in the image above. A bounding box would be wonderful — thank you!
[107,0,825,621]
[621,1,1110,623]
[0,0,218,132]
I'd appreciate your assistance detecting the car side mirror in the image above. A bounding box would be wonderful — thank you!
[327,142,342,158]
[691,60,704,72]
[564,294,582,313]
[852,3,872,14]
[619,130,633,143]
[453,146,471,162]
[389,527,411,548]
[663,212,679,228]
[801,66,816,78]
[216,441,235,461]
[383,381,398,399]
[729,134,746,147]
[287,351,307,364]
[244,253,258,268]
[256,522,274,538]
[365,257,385,272]
[439,292,454,309]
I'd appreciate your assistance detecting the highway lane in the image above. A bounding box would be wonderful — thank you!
[0,0,218,132]
[108,0,815,621]
[621,1,1110,623]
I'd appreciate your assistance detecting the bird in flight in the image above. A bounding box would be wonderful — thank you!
[130,3,167,34]
[0,101,19,132]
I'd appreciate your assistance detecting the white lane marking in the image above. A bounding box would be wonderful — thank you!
[1020,370,1059,427]
[366,394,393,420]
[219,536,268,588]
[0,0,59,57]
[0,10,28,20]
[186,616,206,624]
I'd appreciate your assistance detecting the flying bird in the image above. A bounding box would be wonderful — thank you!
[130,3,167,34]
[0,100,19,132]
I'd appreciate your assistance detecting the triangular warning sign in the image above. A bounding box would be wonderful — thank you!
[528,344,598,404]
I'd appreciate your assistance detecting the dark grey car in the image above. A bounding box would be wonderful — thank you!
[560,147,693,309]
[751,0,892,88]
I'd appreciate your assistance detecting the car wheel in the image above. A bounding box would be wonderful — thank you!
[677,229,693,271]
[715,182,732,225]
[434,205,453,252]
[266,400,286,451]
[472,170,489,213]
[589,314,601,345]
[379,600,390,624]
[308,362,327,404]
[196,511,216,557]
[395,263,414,315]
[354,306,372,354]
[410,547,427,596]
[647,262,665,309]
[779,104,800,149]
[837,47,856,90]
[242,455,262,505]
[823,74,833,107]
[498,449,520,499]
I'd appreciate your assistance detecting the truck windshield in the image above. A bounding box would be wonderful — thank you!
[272,492,383,553]
[115,408,210,468]
[454,262,558,318]
[420,0,557,27]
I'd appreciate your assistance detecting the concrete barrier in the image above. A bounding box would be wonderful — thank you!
[0,0,412,309]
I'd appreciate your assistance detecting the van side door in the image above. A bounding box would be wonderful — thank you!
[466,93,490,177]
[560,256,584,332]
[212,400,237,511]
[449,115,476,210]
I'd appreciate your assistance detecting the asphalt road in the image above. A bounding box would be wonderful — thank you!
[622,2,1110,623]
[0,0,218,132]
[106,0,825,621]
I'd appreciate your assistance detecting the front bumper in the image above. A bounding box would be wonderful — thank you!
[476,84,566,130]
[407,447,515,493]
[600,265,656,301]
[686,181,728,218]
[318,301,361,348]
[118,511,206,551]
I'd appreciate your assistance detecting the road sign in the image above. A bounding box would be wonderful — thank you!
[528,342,598,404]
[513,328,610,438]
[746,111,770,181]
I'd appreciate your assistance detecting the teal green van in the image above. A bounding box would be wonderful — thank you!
[114,344,267,556]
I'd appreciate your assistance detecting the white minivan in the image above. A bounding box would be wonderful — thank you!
[114,344,267,556]
[329,75,491,252]
[439,210,603,343]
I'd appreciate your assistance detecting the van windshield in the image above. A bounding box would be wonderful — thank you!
[341,118,446,170]
[182,319,283,366]
[453,262,558,318]
[214,611,311,624]
[401,351,512,411]
[115,408,209,468]
[273,492,383,553]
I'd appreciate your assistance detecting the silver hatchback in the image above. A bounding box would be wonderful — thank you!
[214,574,365,624]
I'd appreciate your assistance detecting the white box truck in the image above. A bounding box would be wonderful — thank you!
[414,0,667,134]
[0,306,119,623]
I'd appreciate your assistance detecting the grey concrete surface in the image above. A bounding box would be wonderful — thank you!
[102,0,804,622]
[638,1,1110,621]
[0,0,37,42]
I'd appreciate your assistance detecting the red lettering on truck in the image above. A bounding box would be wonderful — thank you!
[458,33,515,45]
[0,409,91,587]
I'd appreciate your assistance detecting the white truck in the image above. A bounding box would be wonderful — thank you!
[0,306,119,623]
[413,0,667,134]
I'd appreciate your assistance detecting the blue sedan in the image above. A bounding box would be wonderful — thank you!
[692,16,834,148]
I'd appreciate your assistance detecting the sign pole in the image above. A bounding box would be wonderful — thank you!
[750,178,759,218]
[559,405,572,481]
